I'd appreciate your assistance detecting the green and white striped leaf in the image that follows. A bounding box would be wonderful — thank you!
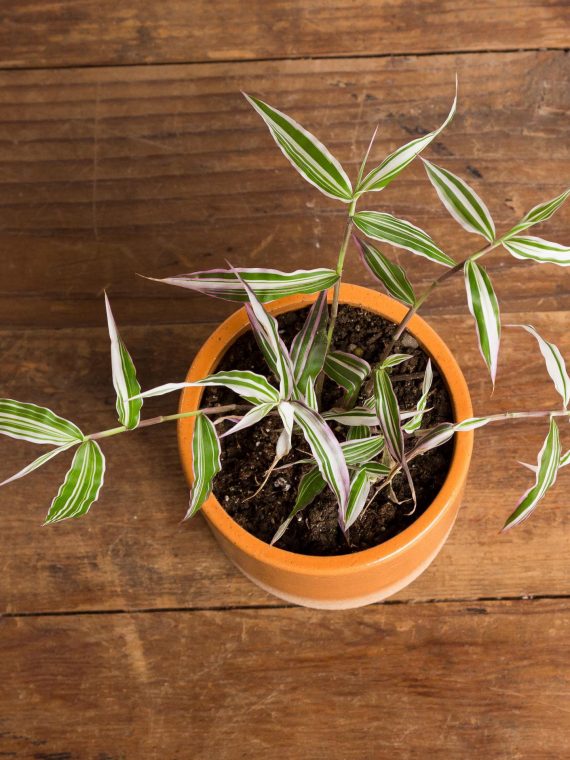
[509,324,570,408]
[355,83,457,195]
[373,369,405,464]
[290,290,328,395]
[0,442,76,488]
[423,159,495,242]
[453,416,494,431]
[234,268,295,399]
[345,468,372,530]
[403,359,433,433]
[105,294,142,430]
[276,401,295,461]
[354,237,416,306]
[244,93,353,202]
[504,189,570,237]
[134,369,279,405]
[354,211,455,267]
[361,461,391,479]
[503,417,561,531]
[380,354,412,370]
[409,423,455,459]
[347,424,370,440]
[464,260,501,385]
[341,435,384,466]
[559,450,570,469]
[149,267,339,303]
[324,350,371,407]
[44,440,105,525]
[292,402,350,525]
[0,399,83,446]
[220,403,275,438]
[323,407,379,427]
[374,368,416,504]
[186,413,222,520]
[304,377,318,411]
[271,466,326,545]
[503,236,570,267]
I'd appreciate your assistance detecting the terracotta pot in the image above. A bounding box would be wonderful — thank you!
[178,284,473,609]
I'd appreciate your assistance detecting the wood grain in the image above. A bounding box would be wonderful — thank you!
[1,311,569,614]
[1,599,568,758]
[0,1,568,69]
[0,51,568,329]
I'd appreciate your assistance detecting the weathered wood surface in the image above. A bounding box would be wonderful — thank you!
[2,6,570,755]
[1,599,568,758]
[1,1,568,69]
[0,51,568,329]
[1,311,569,614]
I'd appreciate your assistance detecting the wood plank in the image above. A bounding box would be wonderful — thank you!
[1,599,568,758]
[1,1,568,69]
[1,51,569,329]
[1,311,570,614]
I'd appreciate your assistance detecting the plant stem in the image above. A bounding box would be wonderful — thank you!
[468,409,570,424]
[86,403,249,441]
[326,198,357,348]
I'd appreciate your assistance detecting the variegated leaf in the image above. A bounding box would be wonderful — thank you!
[464,260,501,385]
[355,83,457,195]
[304,377,318,412]
[0,442,76,488]
[220,403,275,438]
[423,159,495,242]
[509,324,570,408]
[271,466,326,545]
[347,424,370,440]
[134,369,279,405]
[354,237,416,306]
[147,267,339,302]
[504,189,570,237]
[353,211,455,267]
[503,236,570,267]
[453,416,493,431]
[503,417,561,531]
[244,93,353,202]
[409,423,455,459]
[323,407,379,427]
[345,468,372,530]
[0,399,83,446]
[373,369,405,464]
[362,461,391,479]
[403,359,433,433]
[105,294,142,430]
[276,401,295,461]
[380,354,412,370]
[341,435,384,466]
[559,450,570,469]
[373,368,416,504]
[186,413,221,520]
[44,440,105,525]
[233,268,295,399]
[290,290,328,394]
[324,350,371,407]
[292,401,350,525]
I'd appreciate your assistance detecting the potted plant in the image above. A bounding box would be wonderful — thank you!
[1,84,568,609]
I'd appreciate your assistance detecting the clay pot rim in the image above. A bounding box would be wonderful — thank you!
[178,284,473,577]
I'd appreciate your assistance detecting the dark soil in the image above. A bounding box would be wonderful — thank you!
[202,304,454,556]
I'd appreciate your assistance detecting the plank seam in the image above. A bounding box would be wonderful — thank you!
[1,593,568,618]
[0,46,567,74]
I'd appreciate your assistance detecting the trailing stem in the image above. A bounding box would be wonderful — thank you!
[86,403,249,441]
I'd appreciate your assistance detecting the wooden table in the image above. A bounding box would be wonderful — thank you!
[0,3,569,757]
